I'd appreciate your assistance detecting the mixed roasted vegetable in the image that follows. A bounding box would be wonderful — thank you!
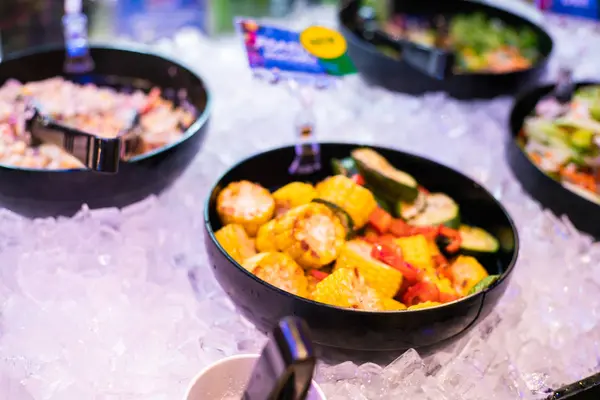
[214,148,501,312]
[377,12,540,73]
[520,85,600,205]
[0,78,195,169]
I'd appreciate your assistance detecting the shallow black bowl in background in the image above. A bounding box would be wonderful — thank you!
[0,44,211,218]
[338,0,553,100]
[506,81,600,238]
[204,143,519,352]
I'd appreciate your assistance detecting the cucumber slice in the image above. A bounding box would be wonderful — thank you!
[351,148,419,202]
[459,225,499,254]
[408,193,460,229]
[396,191,427,220]
[590,103,600,122]
[562,181,600,205]
[312,199,354,234]
[467,275,500,295]
[570,129,595,151]
[331,157,358,177]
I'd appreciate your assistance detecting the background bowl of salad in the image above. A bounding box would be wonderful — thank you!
[0,44,211,218]
[204,143,519,352]
[507,81,600,238]
[338,0,553,99]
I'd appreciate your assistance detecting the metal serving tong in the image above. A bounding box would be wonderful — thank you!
[546,371,600,399]
[25,104,142,174]
[357,7,455,80]
[242,317,317,400]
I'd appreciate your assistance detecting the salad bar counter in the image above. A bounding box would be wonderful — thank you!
[1,2,600,400]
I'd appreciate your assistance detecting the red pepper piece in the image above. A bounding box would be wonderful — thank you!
[413,225,440,240]
[368,208,392,234]
[351,174,365,186]
[402,281,440,306]
[445,238,462,253]
[433,254,449,269]
[140,87,161,114]
[310,270,330,282]
[439,291,459,304]
[371,243,423,283]
[389,218,412,237]
[439,225,460,239]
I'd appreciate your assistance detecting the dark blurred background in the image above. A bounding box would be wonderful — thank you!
[0,0,346,57]
[0,0,84,55]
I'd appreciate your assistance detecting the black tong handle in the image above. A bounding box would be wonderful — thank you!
[547,371,600,399]
[26,109,122,173]
[243,317,316,400]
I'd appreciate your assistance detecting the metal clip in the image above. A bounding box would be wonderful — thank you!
[242,317,316,400]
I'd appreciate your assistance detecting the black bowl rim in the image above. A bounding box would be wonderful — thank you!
[509,80,600,208]
[204,142,520,316]
[337,0,554,78]
[0,42,212,172]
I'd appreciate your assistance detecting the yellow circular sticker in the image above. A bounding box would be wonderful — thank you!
[300,26,347,60]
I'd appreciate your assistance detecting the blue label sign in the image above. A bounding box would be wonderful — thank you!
[537,0,599,20]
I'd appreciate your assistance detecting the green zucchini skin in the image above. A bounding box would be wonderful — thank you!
[408,193,460,229]
[459,225,500,254]
[312,199,355,237]
[351,148,419,202]
[396,191,427,220]
[468,275,501,295]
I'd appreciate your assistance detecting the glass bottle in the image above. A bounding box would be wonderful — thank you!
[62,0,94,74]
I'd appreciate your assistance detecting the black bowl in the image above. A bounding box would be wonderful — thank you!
[0,44,211,218]
[204,143,519,352]
[548,372,600,400]
[506,81,600,238]
[338,0,553,100]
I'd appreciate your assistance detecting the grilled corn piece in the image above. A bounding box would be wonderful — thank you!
[215,224,256,264]
[427,239,441,257]
[312,267,385,311]
[381,298,407,311]
[408,301,441,310]
[255,220,278,252]
[423,273,457,299]
[394,234,435,270]
[272,182,317,216]
[316,175,377,229]
[216,180,275,236]
[273,203,346,269]
[447,255,489,296]
[334,240,403,298]
[242,252,309,297]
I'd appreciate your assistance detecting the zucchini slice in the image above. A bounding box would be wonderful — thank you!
[312,199,354,234]
[408,193,460,229]
[372,191,393,215]
[459,225,499,254]
[396,190,427,220]
[331,157,358,177]
[467,274,500,295]
[351,148,419,202]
